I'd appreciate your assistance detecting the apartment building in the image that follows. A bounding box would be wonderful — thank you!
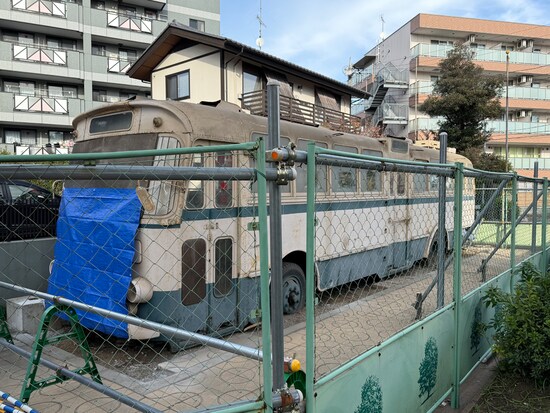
[350,14,550,177]
[0,0,220,152]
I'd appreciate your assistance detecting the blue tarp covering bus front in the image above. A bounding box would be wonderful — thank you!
[48,188,141,338]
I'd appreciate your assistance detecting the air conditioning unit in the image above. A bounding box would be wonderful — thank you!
[517,39,528,49]
[517,75,533,84]
[467,34,476,43]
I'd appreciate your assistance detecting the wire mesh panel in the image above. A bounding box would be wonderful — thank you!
[311,151,461,379]
[0,148,267,412]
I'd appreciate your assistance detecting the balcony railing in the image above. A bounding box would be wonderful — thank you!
[411,81,550,101]
[12,0,66,18]
[108,58,135,74]
[372,103,408,126]
[107,11,152,33]
[13,44,67,65]
[241,90,361,134]
[410,117,550,135]
[508,157,550,170]
[14,94,68,113]
[411,43,550,66]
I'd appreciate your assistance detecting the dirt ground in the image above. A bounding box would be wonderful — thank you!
[473,372,550,413]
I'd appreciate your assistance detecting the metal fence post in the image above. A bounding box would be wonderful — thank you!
[451,162,464,409]
[510,173,518,274]
[437,132,448,309]
[306,141,317,413]
[267,81,285,392]
[541,178,548,273]
[257,137,274,411]
[532,162,539,254]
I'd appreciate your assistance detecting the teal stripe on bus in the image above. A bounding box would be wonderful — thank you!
[139,196,474,228]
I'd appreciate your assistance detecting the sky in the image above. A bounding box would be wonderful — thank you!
[220,0,550,83]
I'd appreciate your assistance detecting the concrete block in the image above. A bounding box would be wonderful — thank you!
[6,295,45,334]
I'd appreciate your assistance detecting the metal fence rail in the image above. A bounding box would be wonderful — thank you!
[1,127,549,413]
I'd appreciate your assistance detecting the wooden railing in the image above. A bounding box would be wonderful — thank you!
[241,90,361,134]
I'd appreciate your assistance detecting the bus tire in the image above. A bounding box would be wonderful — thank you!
[282,262,306,315]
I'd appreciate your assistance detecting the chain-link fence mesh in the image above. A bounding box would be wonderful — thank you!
[0,149,267,412]
[2,142,548,412]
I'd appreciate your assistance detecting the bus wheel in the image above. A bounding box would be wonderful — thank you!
[282,262,306,315]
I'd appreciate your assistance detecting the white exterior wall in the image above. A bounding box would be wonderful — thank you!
[152,44,222,103]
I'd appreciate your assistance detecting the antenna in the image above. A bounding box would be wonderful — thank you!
[256,0,266,49]
[343,57,355,77]
[379,14,386,41]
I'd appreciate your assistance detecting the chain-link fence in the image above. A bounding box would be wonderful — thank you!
[2,134,549,413]
[0,145,276,412]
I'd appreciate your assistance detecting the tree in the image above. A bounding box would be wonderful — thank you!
[355,375,382,413]
[420,44,504,154]
[418,337,438,404]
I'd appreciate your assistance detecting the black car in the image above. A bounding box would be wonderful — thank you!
[0,180,61,241]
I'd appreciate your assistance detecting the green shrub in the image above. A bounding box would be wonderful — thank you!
[484,262,550,383]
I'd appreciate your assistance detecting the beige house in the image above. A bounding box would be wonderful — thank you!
[128,21,367,134]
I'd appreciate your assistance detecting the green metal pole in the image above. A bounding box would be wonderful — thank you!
[0,142,257,163]
[256,138,273,412]
[451,163,464,409]
[305,142,317,413]
[510,173,518,291]
[541,179,548,274]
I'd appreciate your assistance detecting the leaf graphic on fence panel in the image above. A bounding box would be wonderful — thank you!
[418,337,438,404]
[354,375,382,413]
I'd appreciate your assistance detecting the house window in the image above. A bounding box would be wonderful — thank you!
[189,19,205,32]
[166,70,190,100]
[243,69,263,94]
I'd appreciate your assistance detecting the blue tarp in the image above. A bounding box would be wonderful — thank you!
[48,187,141,338]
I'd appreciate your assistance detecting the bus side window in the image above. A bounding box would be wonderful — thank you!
[413,160,429,193]
[296,139,328,194]
[332,145,357,193]
[397,173,406,196]
[214,238,233,297]
[148,135,180,215]
[361,150,382,193]
[186,153,204,209]
[215,152,232,208]
[182,239,206,305]
[280,137,290,194]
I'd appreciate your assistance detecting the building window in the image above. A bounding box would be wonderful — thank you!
[501,45,515,51]
[118,5,135,16]
[4,81,35,96]
[166,70,190,100]
[92,89,107,102]
[470,43,486,49]
[189,19,205,32]
[48,131,68,143]
[4,129,37,145]
[48,85,77,98]
[118,48,138,62]
[91,44,106,56]
[91,0,104,9]
[46,37,76,50]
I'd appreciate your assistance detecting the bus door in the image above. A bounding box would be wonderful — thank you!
[390,172,411,269]
[206,151,240,333]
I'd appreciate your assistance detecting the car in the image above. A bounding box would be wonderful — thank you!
[0,180,61,241]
